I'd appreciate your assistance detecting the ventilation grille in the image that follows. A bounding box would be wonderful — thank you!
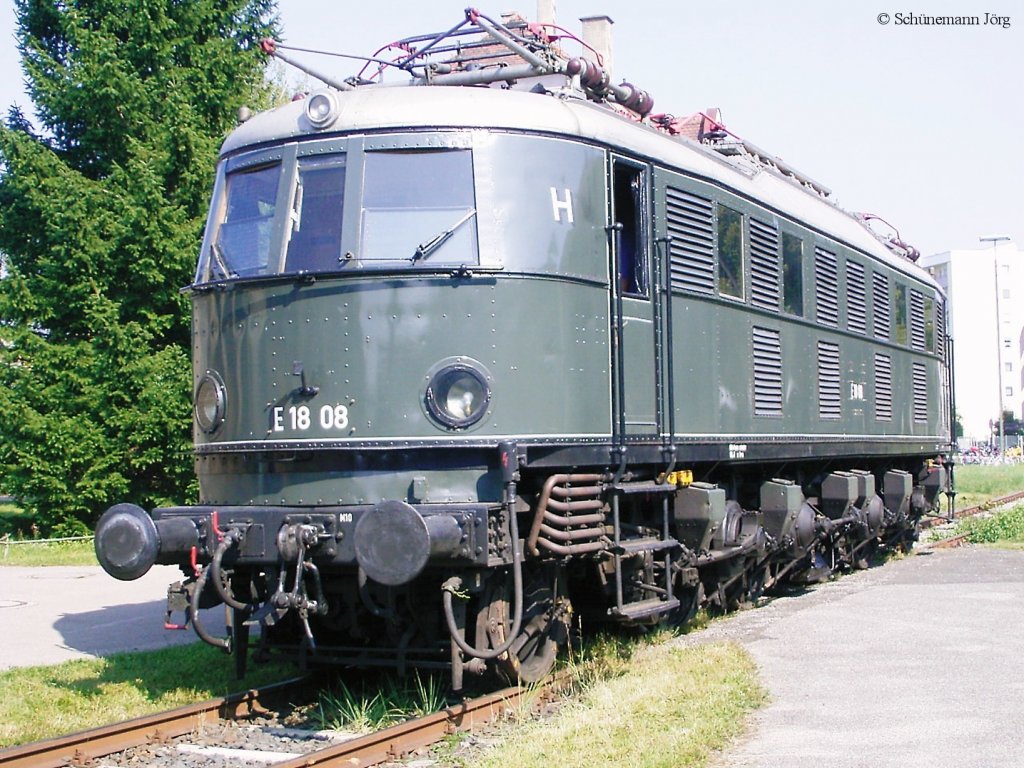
[814,248,839,327]
[752,326,783,416]
[875,353,892,421]
[665,187,714,294]
[749,219,780,311]
[817,341,841,420]
[847,261,867,335]
[910,290,926,350]
[872,271,891,340]
[935,297,946,358]
[913,362,928,423]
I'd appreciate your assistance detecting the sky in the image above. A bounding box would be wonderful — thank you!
[0,0,1021,258]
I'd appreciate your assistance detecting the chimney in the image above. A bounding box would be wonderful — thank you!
[579,15,614,76]
[536,0,556,27]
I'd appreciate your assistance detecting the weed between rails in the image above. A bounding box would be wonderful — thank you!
[313,671,449,732]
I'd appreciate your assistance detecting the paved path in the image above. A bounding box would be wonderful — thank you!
[691,546,1024,768]
[0,564,226,670]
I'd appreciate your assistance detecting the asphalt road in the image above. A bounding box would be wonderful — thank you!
[693,546,1024,768]
[0,564,226,670]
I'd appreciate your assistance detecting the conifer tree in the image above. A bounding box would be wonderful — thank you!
[0,0,277,533]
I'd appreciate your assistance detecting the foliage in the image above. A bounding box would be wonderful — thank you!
[0,0,279,532]
[313,671,449,733]
[958,504,1024,545]
[0,642,298,747]
[991,411,1024,437]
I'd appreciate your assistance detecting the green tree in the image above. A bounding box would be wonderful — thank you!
[0,0,278,534]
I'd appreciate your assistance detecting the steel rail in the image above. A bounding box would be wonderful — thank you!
[274,674,566,768]
[0,677,312,768]
[1,671,566,768]
[920,489,1024,530]
[920,490,1024,550]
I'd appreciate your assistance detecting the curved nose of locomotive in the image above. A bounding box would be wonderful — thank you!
[353,500,464,586]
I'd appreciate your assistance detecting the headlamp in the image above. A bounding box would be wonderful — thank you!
[304,89,339,129]
[425,362,491,430]
[194,371,227,433]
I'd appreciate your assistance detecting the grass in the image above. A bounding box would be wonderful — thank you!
[0,539,99,567]
[312,670,449,732]
[953,463,1024,510]
[454,639,766,768]
[0,502,99,566]
[0,643,299,748]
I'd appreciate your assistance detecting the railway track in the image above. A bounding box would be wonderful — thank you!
[0,677,315,768]
[0,672,565,768]
[919,489,1024,550]
[4,491,1022,768]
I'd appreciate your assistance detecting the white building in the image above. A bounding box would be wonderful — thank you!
[920,241,1023,446]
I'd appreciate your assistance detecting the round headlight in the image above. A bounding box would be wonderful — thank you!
[194,372,226,433]
[304,89,339,129]
[425,363,491,430]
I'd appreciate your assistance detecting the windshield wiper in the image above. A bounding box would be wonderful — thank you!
[209,242,237,280]
[411,209,476,262]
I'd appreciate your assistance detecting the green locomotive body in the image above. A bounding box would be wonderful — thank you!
[95,12,951,685]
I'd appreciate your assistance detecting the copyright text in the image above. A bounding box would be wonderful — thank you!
[877,12,1011,27]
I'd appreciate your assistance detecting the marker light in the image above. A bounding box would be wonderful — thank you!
[194,371,227,433]
[425,363,491,429]
[304,89,339,129]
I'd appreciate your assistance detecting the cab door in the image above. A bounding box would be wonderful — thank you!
[609,157,660,438]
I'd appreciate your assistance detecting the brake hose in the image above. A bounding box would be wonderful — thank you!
[441,497,524,660]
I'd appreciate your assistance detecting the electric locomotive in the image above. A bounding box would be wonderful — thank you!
[95,9,953,686]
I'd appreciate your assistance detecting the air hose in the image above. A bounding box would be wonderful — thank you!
[190,557,231,651]
[209,528,258,613]
[441,494,524,660]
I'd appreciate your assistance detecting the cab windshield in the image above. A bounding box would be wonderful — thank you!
[195,145,477,284]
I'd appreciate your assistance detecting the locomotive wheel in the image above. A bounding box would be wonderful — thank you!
[486,563,571,684]
[669,581,704,626]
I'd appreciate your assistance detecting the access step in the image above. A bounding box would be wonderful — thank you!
[609,597,680,622]
[610,481,676,495]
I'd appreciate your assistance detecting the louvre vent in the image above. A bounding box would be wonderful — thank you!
[817,341,841,420]
[935,297,946,358]
[752,326,783,416]
[665,187,715,293]
[847,261,867,335]
[875,353,892,421]
[913,362,928,423]
[749,218,780,311]
[814,248,839,327]
[910,290,926,350]
[872,271,891,340]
